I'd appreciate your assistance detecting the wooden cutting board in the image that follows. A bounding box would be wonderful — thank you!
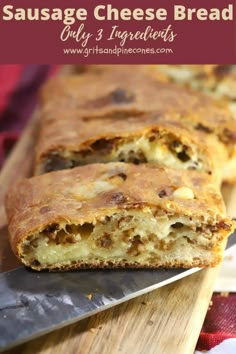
[1,115,233,354]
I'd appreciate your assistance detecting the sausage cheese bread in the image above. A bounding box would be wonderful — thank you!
[35,69,236,183]
[5,163,234,271]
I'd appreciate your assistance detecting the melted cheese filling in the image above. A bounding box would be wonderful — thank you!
[155,66,198,84]
[114,136,201,170]
[22,209,217,268]
[65,135,203,171]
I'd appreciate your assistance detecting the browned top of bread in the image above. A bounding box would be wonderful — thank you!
[6,163,232,255]
[73,64,217,79]
[151,65,236,99]
[37,69,236,162]
[40,68,234,127]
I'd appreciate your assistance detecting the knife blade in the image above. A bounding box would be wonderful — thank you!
[0,232,235,351]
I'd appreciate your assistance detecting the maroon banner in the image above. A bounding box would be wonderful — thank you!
[0,0,235,64]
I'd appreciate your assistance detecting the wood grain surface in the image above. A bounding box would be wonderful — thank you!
[6,268,218,354]
[1,114,232,354]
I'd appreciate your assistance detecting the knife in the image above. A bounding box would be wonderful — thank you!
[0,232,235,351]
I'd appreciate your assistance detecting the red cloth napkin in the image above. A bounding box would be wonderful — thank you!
[197,293,236,351]
[0,65,59,167]
[0,65,235,352]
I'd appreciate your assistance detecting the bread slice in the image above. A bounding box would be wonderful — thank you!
[35,69,236,183]
[35,111,227,182]
[150,65,236,183]
[151,65,236,115]
[5,163,234,271]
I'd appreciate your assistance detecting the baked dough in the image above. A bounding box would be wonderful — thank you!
[35,69,236,183]
[5,163,234,271]
[151,65,236,116]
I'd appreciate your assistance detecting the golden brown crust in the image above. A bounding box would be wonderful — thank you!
[35,67,236,182]
[151,65,236,105]
[40,66,235,128]
[39,68,236,139]
[35,111,228,181]
[46,256,221,272]
[5,163,234,270]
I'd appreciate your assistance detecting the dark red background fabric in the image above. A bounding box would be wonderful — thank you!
[197,294,236,351]
[0,65,59,167]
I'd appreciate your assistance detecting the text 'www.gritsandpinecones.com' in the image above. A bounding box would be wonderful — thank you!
[63,45,173,57]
